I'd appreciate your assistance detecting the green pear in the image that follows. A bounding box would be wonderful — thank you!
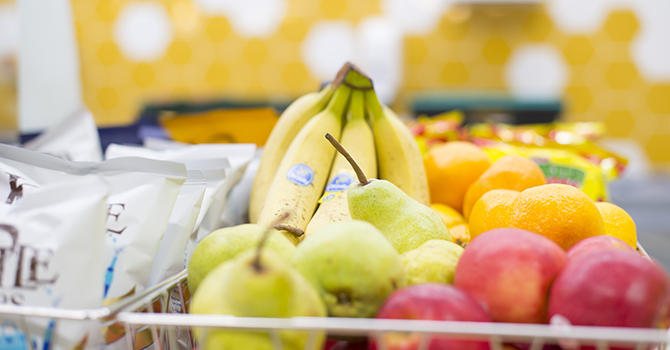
[188,224,295,293]
[191,248,327,350]
[325,133,452,254]
[291,220,405,318]
[401,239,464,285]
[348,179,452,253]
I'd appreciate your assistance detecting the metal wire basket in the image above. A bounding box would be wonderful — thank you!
[0,244,666,350]
[0,270,188,350]
[110,268,669,350]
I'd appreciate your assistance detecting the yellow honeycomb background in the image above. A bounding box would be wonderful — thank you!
[0,0,17,133]
[35,0,670,170]
[402,5,669,167]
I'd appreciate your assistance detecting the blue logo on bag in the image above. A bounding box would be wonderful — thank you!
[325,173,355,193]
[0,321,28,350]
[286,164,314,187]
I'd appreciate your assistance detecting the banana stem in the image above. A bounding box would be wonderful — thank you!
[333,62,352,87]
[325,133,370,185]
[344,64,373,90]
[332,62,374,90]
[273,225,304,238]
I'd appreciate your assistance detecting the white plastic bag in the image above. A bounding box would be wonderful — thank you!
[219,148,262,227]
[146,170,206,287]
[195,159,249,241]
[23,107,103,162]
[0,175,110,350]
[141,142,257,240]
[106,142,256,241]
[104,144,230,231]
[0,144,187,300]
[98,158,187,300]
[142,138,256,170]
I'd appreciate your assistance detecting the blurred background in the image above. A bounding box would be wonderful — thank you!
[0,0,669,260]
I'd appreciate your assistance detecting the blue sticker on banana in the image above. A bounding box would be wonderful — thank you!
[318,193,337,203]
[286,163,315,187]
[318,172,355,203]
[325,172,355,193]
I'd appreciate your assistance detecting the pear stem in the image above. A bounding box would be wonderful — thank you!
[273,225,304,238]
[325,133,370,185]
[253,212,290,272]
[253,228,271,272]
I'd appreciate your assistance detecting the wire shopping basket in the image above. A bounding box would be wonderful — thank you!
[0,244,666,350]
[0,270,189,350]
[111,269,670,350]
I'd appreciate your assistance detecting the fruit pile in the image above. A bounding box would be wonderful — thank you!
[248,63,430,244]
[186,63,670,350]
[412,113,627,203]
[425,142,639,250]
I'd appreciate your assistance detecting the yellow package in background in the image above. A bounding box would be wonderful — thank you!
[466,121,628,202]
[160,107,279,146]
[482,142,609,202]
[409,115,627,202]
[408,110,465,154]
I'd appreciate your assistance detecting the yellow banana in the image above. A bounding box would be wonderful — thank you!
[249,84,335,223]
[366,90,431,206]
[303,90,376,239]
[257,84,351,244]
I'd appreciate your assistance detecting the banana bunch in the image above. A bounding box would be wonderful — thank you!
[251,63,430,243]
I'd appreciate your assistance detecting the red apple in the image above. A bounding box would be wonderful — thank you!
[369,283,490,350]
[655,289,670,329]
[566,235,634,260]
[324,339,338,350]
[453,228,567,323]
[548,249,670,328]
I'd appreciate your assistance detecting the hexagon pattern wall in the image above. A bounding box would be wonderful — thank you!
[505,45,567,99]
[0,0,17,131]
[113,2,174,61]
[70,0,670,168]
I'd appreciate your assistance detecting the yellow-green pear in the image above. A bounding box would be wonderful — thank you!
[291,220,405,318]
[191,248,326,350]
[187,224,295,293]
[325,134,452,254]
[348,179,452,253]
[401,239,464,285]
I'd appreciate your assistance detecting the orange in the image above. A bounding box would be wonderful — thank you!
[431,203,471,247]
[594,202,637,249]
[430,203,466,229]
[510,184,605,250]
[463,155,546,220]
[468,189,520,239]
[424,142,492,213]
[449,223,471,248]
